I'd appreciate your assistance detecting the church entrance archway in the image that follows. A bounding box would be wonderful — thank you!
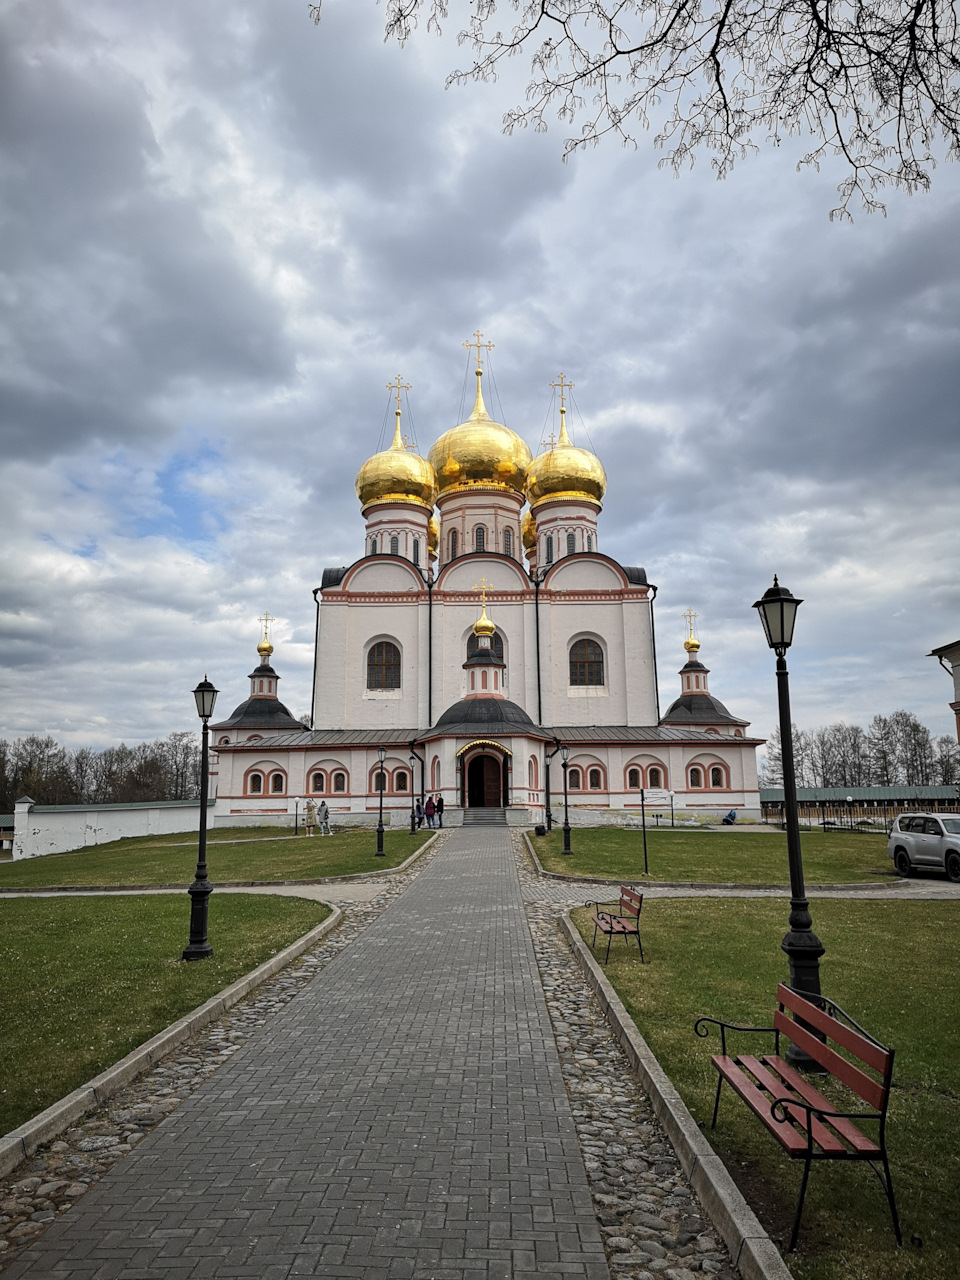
[466,754,504,807]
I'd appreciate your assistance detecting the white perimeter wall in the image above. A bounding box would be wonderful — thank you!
[12,799,215,860]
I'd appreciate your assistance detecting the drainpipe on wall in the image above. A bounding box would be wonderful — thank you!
[310,587,321,731]
[427,577,434,726]
[534,570,543,724]
[648,583,661,723]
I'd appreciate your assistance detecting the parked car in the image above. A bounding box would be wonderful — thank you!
[887,813,960,881]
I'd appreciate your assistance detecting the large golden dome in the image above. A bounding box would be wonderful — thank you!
[524,410,606,510]
[428,370,532,496]
[356,414,437,512]
[427,515,439,559]
[521,509,537,553]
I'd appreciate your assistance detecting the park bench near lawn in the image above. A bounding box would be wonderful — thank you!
[694,982,901,1252]
[587,886,645,964]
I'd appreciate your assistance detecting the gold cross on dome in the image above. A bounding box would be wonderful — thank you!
[550,372,574,410]
[259,609,276,641]
[463,330,494,370]
[473,577,490,608]
[386,374,411,413]
[682,607,699,638]
[540,429,557,451]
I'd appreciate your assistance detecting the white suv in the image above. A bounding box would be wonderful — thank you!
[887,813,960,882]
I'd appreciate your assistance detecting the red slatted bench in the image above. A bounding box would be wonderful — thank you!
[694,982,901,1251]
[588,886,644,964]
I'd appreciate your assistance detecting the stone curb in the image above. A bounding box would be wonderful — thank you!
[0,831,441,897]
[0,905,343,1180]
[523,832,896,893]
[558,912,795,1280]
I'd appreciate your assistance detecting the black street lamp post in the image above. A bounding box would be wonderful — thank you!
[560,743,572,855]
[753,578,825,1039]
[376,744,386,855]
[640,786,648,873]
[409,753,417,835]
[183,676,218,962]
[544,742,562,831]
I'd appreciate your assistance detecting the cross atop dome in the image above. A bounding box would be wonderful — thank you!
[683,608,701,653]
[257,610,275,658]
[463,330,494,371]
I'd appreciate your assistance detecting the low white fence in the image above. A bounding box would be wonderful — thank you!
[11,798,213,861]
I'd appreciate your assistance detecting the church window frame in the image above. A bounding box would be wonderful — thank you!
[366,640,402,690]
[370,767,387,794]
[394,770,408,793]
[218,736,230,746]
[247,771,263,795]
[627,767,641,790]
[431,757,441,790]
[569,637,605,686]
[586,534,593,552]
[588,767,604,791]
[311,771,326,793]
[648,766,664,788]
[545,535,554,564]
[503,528,513,558]
[566,531,576,556]
[449,529,458,560]
[568,767,582,790]
[528,756,539,789]
[369,537,378,555]
[390,534,399,556]
[413,539,420,566]
[689,766,704,789]
[270,771,286,795]
[474,525,485,552]
[710,764,728,789]
[333,771,347,793]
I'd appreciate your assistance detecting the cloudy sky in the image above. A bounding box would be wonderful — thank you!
[2,0,958,752]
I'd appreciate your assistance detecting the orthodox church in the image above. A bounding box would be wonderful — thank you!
[211,343,761,824]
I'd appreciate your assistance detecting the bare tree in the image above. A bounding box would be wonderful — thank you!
[313,0,960,217]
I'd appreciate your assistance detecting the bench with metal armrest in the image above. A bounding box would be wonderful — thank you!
[587,886,645,964]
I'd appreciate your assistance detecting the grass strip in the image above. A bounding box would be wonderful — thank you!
[571,898,959,1280]
[0,828,430,888]
[533,827,894,884]
[1,893,330,1134]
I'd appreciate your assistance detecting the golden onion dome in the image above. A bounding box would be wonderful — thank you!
[428,370,532,496]
[356,413,438,512]
[524,410,606,510]
[257,639,274,658]
[473,601,497,639]
[684,635,701,653]
[521,509,537,552]
[427,515,439,559]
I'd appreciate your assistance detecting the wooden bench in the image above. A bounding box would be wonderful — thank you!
[588,887,644,964]
[694,982,901,1251]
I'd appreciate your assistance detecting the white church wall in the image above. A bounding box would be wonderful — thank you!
[12,798,214,860]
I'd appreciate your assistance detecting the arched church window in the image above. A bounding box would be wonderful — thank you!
[569,639,604,686]
[271,773,285,794]
[568,767,582,790]
[648,766,663,788]
[367,641,401,689]
[248,773,263,794]
[390,534,399,556]
[689,767,703,788]
[589,767,603,790]
[503,529,513,558]
[567,532,576,556]
[627,768,640,789]
[449,529,458,560]
[413,539,420,566]
[474,526,485,552]
[545,535,554,564]
[467,631,504,662]
[370,538,378,555]
[711,766,725,788]
[311,772,325,792]
[395,771,408,792]
[373,770,386,793]
[219,736,230,745]
[333,771,346,792]
[528,756,538,788]
[586,534,593,552]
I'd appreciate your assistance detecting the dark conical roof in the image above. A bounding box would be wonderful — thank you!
[211,698,304,731]
[660,692,745,726]
[424,697,552,740]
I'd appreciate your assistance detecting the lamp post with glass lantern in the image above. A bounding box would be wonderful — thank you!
[753,578,824,1012]
[183,676,219,962]
[376,744,386,855]
[560,743,572,855]
[409,753,417,834]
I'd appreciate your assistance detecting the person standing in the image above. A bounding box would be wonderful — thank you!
[303,798,317,836]
[435,794,444,828]
[415,798,424,828]
[317,799,331,835]
[425,796,436,828]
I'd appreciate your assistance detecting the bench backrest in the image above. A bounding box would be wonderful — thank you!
[775,983,894,1110]
[618,886,643,919]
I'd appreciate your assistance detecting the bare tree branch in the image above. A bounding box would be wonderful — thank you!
[310,0,960,215]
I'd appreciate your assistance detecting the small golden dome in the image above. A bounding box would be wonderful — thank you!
[524,411,606,511]
[473,601,497,639]
[521,509,537,552]
[257,639,274,657]
[427,515,439,559]
[356,414,438,512]
[684,635,701,653]
[428,371,532,496]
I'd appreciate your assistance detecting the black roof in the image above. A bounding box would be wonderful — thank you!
[422,697,553,742]
[622,566,648,585]
[321,566,349,589]
[212,697,305,731]
[660,692,746,726]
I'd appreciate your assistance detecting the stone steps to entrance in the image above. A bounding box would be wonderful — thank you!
[462,806,508,825]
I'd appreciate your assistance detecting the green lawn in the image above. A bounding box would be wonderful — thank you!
[0,827,431,888]
[572,898,960,1280]
[0,893,330,1135]
[533,827,895,884]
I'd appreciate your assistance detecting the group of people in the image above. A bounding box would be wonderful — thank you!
[415,795,444,828]
[301,798,331,836]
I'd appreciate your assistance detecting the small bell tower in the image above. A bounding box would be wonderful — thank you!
[463,579,506,699]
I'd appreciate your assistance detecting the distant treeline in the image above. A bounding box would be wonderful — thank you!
[0,732,201,811]
[761,711,959,789]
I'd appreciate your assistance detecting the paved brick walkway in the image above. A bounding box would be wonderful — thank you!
[7,830,609,1280]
